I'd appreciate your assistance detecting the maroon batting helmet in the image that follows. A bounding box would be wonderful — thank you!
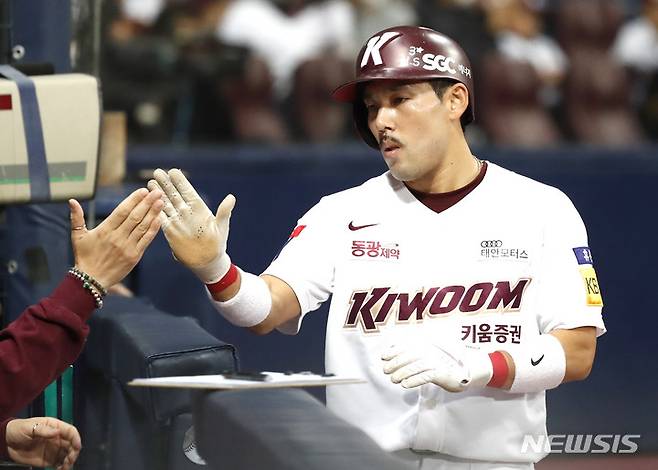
[332,26,475,149]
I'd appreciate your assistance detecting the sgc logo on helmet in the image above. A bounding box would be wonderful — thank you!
[413,54,457,74]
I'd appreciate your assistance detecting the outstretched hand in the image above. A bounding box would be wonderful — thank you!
[5,417,81,470]
[148,168,235,283]
[69,188,163,290]
[381,340,493,392]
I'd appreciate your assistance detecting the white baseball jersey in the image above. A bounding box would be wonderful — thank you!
[264,162,605,463]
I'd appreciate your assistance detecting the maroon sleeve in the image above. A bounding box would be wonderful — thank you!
[0,417,11,461]
[0,275,95,419]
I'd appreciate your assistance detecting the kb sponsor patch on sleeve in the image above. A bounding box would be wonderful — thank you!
[572,247,603,306]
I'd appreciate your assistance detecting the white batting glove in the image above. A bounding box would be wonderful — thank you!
[381,340,493,392]
[148,168,235,284]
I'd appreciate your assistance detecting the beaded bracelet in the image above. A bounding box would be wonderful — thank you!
[68,268,105,309]
[69,267,108,296]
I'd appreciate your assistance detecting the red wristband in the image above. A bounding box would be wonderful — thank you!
[487,351,510,388]
[206,264,239,294]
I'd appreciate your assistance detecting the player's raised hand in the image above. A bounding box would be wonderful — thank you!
[148,168,235,283]
[5,417,82,470]
[381,340,493,392]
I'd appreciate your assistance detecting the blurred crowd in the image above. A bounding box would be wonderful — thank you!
[101,0,658,147]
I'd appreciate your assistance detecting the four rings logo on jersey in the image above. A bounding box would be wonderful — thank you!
[480,240,528,261]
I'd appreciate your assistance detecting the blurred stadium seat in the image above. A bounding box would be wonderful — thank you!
[563,50,646,145]
[221,54,290,143]
[292,56,352,142]
[556,0,624,56]
[479,53,562,147]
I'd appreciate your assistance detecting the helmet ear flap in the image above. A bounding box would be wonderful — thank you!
[353,101,379,149]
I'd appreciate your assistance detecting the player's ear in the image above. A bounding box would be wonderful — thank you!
[446,83,468,122]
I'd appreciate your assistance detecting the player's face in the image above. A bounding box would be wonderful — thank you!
[363,80,455,189]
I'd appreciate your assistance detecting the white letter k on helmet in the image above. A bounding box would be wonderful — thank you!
[361,32,400,68]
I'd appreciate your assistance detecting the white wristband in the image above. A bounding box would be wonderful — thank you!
[209,269,272,327]
[189,253,231,284]
[508,334,566,393]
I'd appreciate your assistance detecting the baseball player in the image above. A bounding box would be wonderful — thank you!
[149,26,605,470]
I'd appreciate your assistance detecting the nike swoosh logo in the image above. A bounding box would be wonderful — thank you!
[348,222,379,231]
[531,354,545,366]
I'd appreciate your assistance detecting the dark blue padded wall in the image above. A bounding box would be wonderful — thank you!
[11,0,72,72]
[123,144,658,450]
